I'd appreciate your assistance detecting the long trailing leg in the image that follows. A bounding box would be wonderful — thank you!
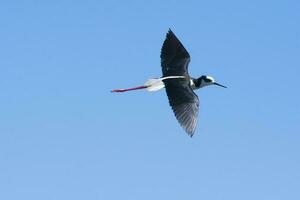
[111,76,186,93]
[111,85,148,93]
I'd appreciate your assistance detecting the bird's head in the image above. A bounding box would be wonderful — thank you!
[196,75,227,88]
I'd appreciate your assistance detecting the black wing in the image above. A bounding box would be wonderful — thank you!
[160,30,199,136]
[163,78,199,136]
[160,29,191,77]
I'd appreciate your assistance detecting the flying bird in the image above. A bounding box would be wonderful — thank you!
[112,29,226,136]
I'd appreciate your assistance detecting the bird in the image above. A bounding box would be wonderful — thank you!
[112,29,227,136]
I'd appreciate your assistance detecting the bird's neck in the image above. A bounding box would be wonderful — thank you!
[191,78,207,89]
[190,78,198,90]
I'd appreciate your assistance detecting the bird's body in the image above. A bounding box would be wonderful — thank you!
[112,29,226,136]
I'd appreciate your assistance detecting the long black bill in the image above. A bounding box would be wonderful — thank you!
[214,82,227,88]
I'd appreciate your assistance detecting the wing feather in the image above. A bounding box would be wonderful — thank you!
[160,29,190,77]
[160,29,199,136]
[163,78,199,136]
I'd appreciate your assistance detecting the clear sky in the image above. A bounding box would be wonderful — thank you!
[0,0,299,199]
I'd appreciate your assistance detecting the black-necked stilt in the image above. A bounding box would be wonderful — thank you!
[112,29,226,136]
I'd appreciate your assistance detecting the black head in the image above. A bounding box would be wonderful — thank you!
[195,75,227,88]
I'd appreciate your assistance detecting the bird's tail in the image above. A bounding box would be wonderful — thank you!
[145,76,185,91]
[144,78,165,92]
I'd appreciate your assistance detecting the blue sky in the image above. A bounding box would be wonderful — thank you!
[0,0,299,199]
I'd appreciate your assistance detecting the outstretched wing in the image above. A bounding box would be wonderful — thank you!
[160,29,198,136]
[160,29,191,77]
[163,78,199,136]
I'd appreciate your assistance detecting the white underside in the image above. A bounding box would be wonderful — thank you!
[144,76,185,92]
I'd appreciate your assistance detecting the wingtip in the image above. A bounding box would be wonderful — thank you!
[167,28,173,35]
[187,131,195,138]
[184,126,196,137]
[163,28,176,44]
